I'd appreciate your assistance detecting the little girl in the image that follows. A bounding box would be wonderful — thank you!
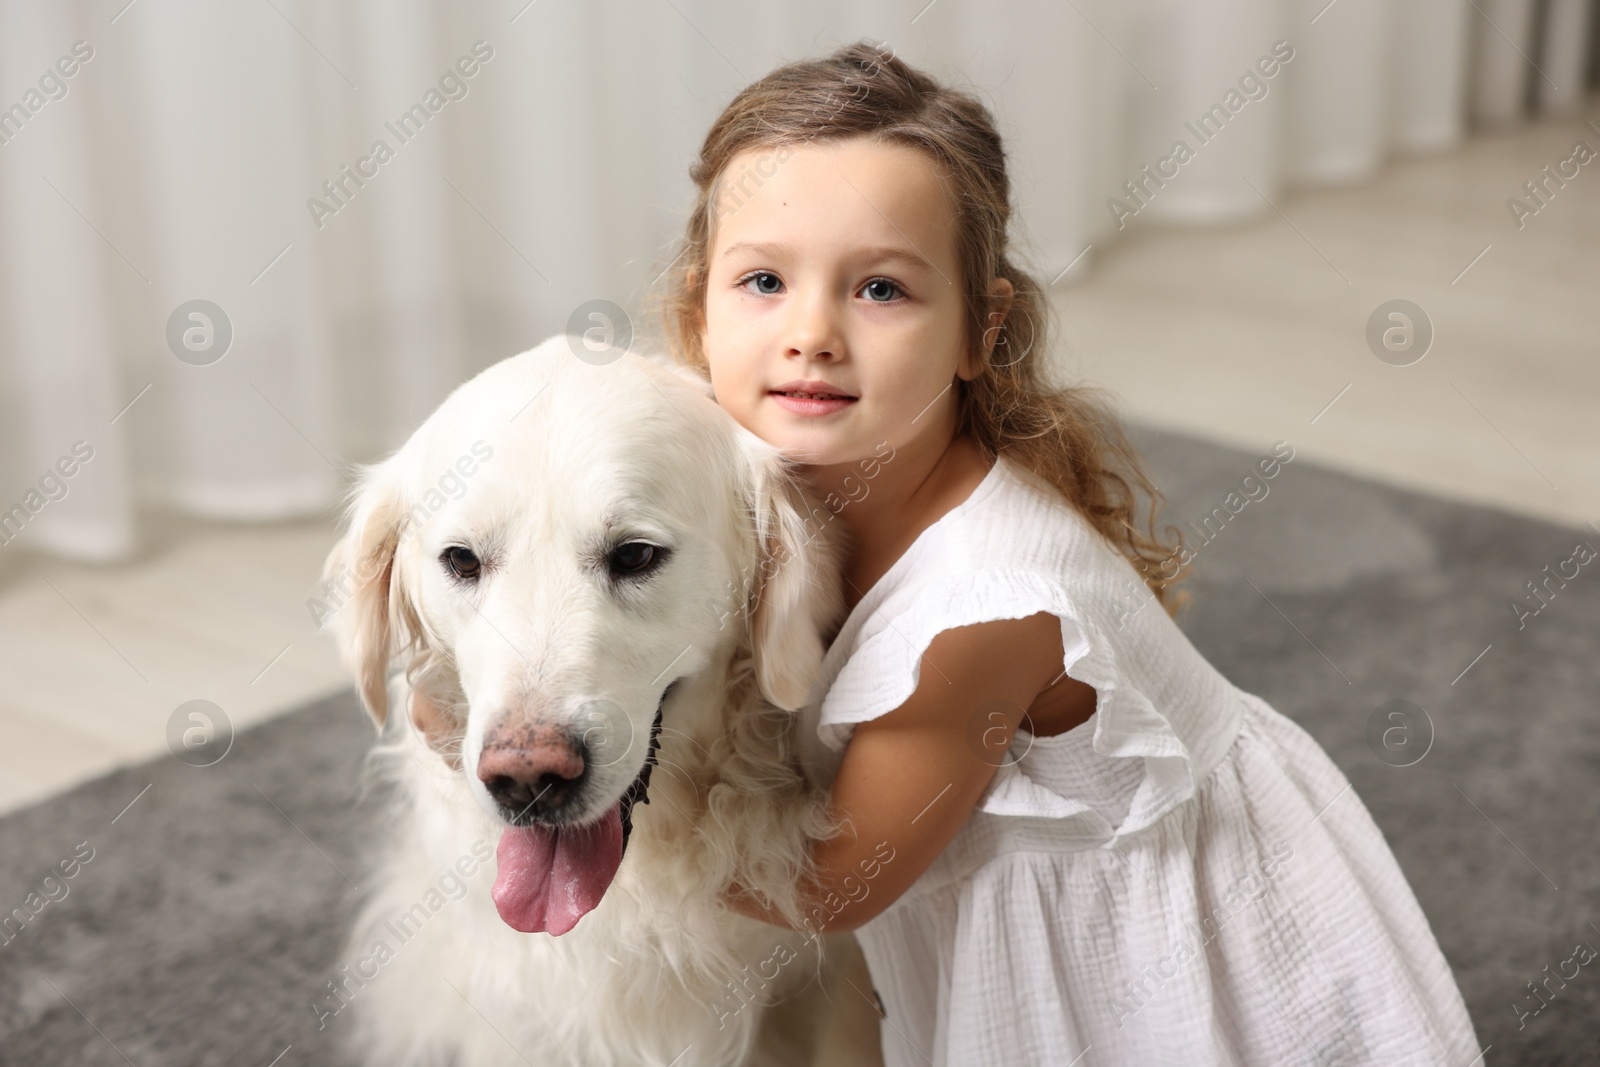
[657,41,1483,1066]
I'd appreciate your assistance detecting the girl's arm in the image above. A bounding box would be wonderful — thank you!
[723,610,1071,934]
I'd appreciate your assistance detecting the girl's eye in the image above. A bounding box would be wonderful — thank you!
[734,271,906,304]
[738,271,784,296]
[441,545,481,581]
[861,277,903,303]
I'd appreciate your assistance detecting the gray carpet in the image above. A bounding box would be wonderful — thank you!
[1,425,1595,1066]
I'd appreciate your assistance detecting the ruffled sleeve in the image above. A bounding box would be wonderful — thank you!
[817,567,1091,746]
[817,566,1212,845]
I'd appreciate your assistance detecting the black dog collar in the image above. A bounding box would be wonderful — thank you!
[617,680,674,858]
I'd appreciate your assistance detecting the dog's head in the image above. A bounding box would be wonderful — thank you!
[320,335,840,934]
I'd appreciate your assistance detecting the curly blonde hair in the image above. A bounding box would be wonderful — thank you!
[642,39,1192,612]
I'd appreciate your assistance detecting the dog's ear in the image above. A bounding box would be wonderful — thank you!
[739,434,845,712]
[631,345,716,400]
[665,362,715,399]
[320,456,411,729]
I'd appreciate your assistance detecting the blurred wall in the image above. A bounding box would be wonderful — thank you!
[0,0,1592,561]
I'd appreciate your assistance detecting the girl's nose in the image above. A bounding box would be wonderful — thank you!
[785,288,844,361]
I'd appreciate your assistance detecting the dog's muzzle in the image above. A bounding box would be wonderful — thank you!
[487,680,677,936]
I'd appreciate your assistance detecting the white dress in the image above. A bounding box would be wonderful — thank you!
[796,454,1482,1067]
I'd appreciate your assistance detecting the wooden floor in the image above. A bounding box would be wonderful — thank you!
[1057,107,1598,530]
[1,105,1594,817]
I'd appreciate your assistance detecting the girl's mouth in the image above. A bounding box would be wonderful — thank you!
[769,390,857,416]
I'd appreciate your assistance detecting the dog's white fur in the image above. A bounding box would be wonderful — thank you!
[320,336,863,1066]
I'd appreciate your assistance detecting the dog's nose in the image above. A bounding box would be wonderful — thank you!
[477,734,587,823]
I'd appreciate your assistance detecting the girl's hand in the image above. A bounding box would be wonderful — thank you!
[409,688,463,769]
[723,610,1071,934]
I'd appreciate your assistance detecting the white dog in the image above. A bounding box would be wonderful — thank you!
[320,335,883,1066]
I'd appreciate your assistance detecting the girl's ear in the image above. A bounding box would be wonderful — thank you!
[320,456,414,729]
[738,432,846,711]
[971,276,1017,377]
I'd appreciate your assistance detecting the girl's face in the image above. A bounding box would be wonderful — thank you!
[701,137,981,468]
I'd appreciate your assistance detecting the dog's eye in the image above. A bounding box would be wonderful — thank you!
[441,545,481,581]
[609,541,664,577]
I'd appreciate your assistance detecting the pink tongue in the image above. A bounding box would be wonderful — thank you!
[491,801,624,936]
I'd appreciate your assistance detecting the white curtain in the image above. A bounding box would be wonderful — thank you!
[0,0,1592,562]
